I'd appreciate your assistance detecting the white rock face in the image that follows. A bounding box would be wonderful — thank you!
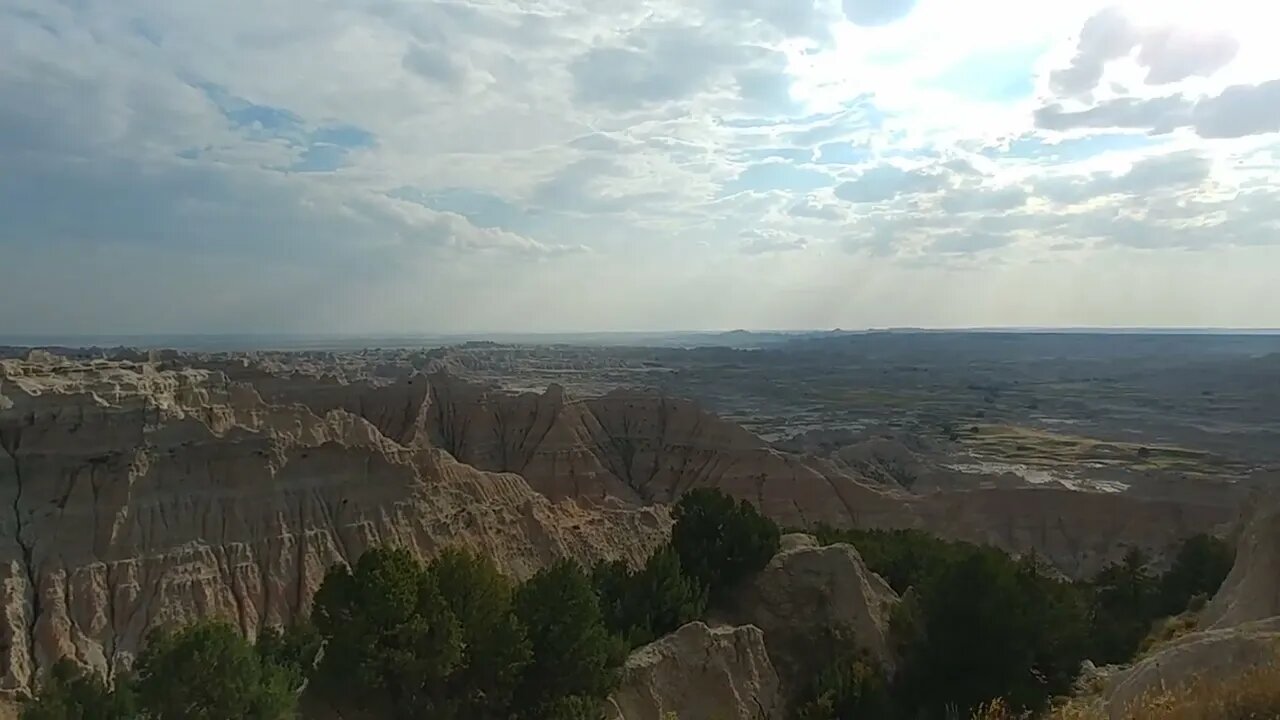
[0,357,669,696]
[606,622,781,720]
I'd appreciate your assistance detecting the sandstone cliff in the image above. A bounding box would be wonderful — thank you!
[605,622,781,720]
[0,356,668,696]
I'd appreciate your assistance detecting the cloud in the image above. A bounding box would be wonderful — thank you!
[569,24,793,112]
[2,0,1279,333]
[842,0,917,26]
[834,164,949,204]
[740,229,810,254]
[930,230,1014,254]
[1137,26,1239,85]
[788,196,847,221]
[1035,81,1280,139]
[1035,96,1192,133]
[1049,7,1238,98]
[1192,79,1280,138]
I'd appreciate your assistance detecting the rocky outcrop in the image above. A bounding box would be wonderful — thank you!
[1100,493,1280,717]
[1203,493,1280,629]
[605,622,781,720]
[1101,617,1280,717]
[721,536,899,693]
[0,356,668,696]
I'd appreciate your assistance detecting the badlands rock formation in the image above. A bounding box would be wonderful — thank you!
[720,535,900,693]
[605,622,781,720]
[297,372,1232,578]
[1100,493,1280,717]
[0,350,1244,699]
[1203,493,1280,629]
[0,355,667,695]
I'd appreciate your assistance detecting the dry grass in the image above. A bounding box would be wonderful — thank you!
[972,660,1280,719]
[1136,610,1202,658]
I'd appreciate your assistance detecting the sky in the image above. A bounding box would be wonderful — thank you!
[2,0,1279,334]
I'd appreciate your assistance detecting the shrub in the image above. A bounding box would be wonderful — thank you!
[21,659,135,720]
[594,546,707,648]
[671,488,780,602]
[1157,534,1234,617]
[1088,548,1160,664]
[513,560,626,720]
[893,548,1091,718]
[255,620,321,694]
[310,547,464,718]
[429,548,532,720]
[793,628,892,720]
[133,620,296,720]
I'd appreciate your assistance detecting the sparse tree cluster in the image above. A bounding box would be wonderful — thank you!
[24,488,781,720]
[807,528,1235,718]
[24,493,1230,720]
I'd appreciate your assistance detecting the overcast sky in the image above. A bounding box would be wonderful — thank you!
[2,0,1278,334]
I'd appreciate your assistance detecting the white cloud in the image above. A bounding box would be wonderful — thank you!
[1,0,1279,334]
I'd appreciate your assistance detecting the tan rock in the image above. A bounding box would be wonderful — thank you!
[412,379,1236,578]
[1101,617,1280,718]
[721,537,899,693]
[0,358,668,695]
[1203,493,1280,629]
[605,622,781,720]
[1099,493,1280,717]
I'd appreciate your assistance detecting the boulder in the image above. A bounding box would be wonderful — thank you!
[722,535,899,693]
[606,622,781,720]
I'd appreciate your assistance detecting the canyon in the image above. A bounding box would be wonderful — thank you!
[1,332,1276,707]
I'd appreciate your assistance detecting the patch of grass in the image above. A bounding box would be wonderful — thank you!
[1136,610,1201,659]
[972,655,1280,720]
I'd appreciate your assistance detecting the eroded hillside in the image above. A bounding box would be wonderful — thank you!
[0,349,1250,697]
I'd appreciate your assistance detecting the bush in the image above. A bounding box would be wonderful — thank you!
[311,546,465,718]
[21,659,135,720]
[429,548,532,720]
[513,560,626,720]
[793,628,892,720]
[1087,548,1160,664]
[671,488,780,602]
[594,546,707,648]
[814,526,966,593]
[1158,534,1234,617]
[133,620,297,720]
[255,620,321,694]
[893,548,1091,718]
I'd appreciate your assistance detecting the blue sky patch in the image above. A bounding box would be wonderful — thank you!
[721,162,833,196]
[391,186,543,235]
[741,148,813,163]
[196,82,374,172]
[925,43,1047,102]
[815,141,872,165]
[986,132,1161,162]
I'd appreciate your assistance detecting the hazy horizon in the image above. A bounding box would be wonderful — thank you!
[5,326,1280,353]
[3,0,1279,334]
